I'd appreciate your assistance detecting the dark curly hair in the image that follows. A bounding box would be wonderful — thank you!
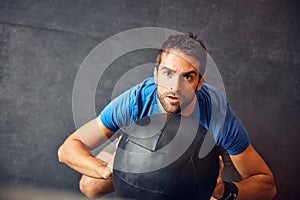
[156,32,207,76]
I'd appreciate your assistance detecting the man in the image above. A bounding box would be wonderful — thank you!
[58,33,276,199]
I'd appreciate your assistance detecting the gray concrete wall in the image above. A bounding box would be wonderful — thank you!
[0,0,299,199]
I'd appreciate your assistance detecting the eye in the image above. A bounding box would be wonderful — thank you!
[183,74,194,81]
[163,70,173,77]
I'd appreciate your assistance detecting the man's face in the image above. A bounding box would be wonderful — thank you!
[155,49,204,114]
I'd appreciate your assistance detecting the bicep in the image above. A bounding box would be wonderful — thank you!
[75,117,115,150]
[230,144,274,179]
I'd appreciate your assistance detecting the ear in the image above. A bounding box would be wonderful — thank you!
[153,67,158,84]
[196,76,205,91]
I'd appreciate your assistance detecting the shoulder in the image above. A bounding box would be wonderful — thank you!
[99,77,157,131]
[197,83,227,115]
[138,77,156,93]
[198,83,226,103]
[129,77,157,103]
[113,77,156,101]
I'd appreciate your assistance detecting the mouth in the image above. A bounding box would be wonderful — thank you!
[166,95,181,103]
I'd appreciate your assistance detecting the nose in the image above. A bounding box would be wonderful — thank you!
[170,75,182,92]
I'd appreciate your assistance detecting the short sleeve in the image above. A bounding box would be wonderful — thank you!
[99,77,157,132]
[100,89,133,132]
[218,104,251,155]
[202,83,251,155]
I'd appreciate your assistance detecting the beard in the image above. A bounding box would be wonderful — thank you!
[158,91,194,114]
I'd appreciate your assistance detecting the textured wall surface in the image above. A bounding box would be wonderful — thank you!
[0,0,299,199]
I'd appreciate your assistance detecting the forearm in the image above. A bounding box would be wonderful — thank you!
[235,174,276,200]
[58,132,107,179]
[225,145,277,199]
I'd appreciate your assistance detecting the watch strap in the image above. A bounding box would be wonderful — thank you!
[219,181,239,200]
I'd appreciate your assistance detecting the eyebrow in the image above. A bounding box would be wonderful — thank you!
[160,66,198,77]
[182,71,197,77]
[160,66,176,73]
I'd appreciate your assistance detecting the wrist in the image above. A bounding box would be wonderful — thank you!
[95,159,107,178]
[97,159,112,179]
[218,181,239,200]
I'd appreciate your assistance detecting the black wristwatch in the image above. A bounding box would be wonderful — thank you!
[218,181,239,200]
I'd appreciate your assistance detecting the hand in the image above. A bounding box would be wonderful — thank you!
[102,163,113,179]
[95,151,114,179]
[211,156,225,200]
[98,136,120,179]
[102,152,115,179]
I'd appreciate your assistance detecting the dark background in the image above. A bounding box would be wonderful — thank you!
[0,0,299,199]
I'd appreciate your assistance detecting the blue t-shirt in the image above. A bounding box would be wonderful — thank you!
[100,77,250,155]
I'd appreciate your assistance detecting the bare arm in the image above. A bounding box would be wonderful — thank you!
[230,144,276,199]
[57,117,115,179]
[212,144,276,200]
